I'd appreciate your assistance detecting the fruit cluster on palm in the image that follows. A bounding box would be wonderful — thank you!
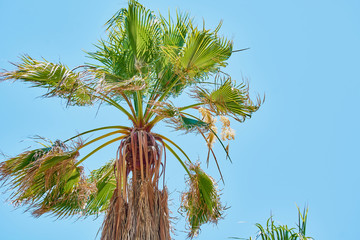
[0,1,261,239]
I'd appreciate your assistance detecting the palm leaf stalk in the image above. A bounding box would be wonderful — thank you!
[0,0,262,239]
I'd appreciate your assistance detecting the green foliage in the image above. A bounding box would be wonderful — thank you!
[0,141,89,218]
[0,0,262,238]
[153,101,209,132]
[0,55,94,106]
[230,207,314,240]
[85,160,116,216]
[179,116,209,132]
[180,164,224,238]
[195,77,262,122]
[173,26,232,79]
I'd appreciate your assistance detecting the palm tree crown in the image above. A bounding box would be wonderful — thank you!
[0,1,262,239]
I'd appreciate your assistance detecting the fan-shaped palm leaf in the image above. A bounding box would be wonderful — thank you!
[0,55,95,106]
[195,77,262,122]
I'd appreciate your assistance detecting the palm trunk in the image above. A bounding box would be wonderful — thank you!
[101,130,171,240]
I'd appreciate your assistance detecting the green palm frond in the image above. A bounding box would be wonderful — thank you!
[195,77,262,122]
[255,218,296,240]
[0,55,95,106]
[125,0,160,66]
[159,11,190,54]
[147,13,231,101]
[148,12,190,97]
[0,141,90,218]
[164,25,232,81]
[87,36,136,81]
[178,116,209,132]
[180,163,224,238]
[1,55,137,119]
[240,207,314,240]
[295,206,313,240]
[89,0,160,81]
[84,160,116,216]
[30,166,90,219]
[164,114,209,133]
[0,148,51,182]
[105,7,128,30]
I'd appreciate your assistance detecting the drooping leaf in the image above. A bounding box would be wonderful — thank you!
[0,147,51,183]
[84,160,116,216]
[180,116,209,131]
[152,102,209,133]
[30,166,91,219]
[180,164,224,238]
[0,55,95,106]
[0,141,92,218]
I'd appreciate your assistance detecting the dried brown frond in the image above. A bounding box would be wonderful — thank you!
[149,101,179,118]
[96,74,147,95]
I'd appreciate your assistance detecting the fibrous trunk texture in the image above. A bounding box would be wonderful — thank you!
[101,180,170,240]
[101,130,170,240]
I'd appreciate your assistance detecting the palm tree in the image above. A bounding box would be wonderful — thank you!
[230,207,314,240]
[0,1,261,239]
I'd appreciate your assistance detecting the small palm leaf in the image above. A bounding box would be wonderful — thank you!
[88,0,161,97]
[87,37,136,81]
[30,166,90,219]
[180,164,224,238]
[151,101,209,132]
[243,207,314,240]
[180,116,209,131]
[164,115,209,133]
[159,11,190,55]
[164,26,232,81]
[195,78,262,122]
[84,160,116,216]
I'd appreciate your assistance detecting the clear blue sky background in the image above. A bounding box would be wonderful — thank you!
[0,0,359,239]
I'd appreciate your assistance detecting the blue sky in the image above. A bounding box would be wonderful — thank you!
[0,0,359,239]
